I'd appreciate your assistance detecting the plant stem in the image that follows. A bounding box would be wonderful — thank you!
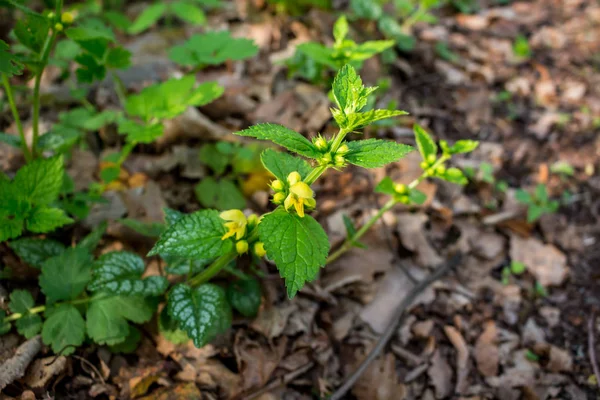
[1,74,31,161]
[326,155,450,263]
[304,164,328,185]
[2,292,105,323]
[111,71,127,107]
[31,0,63,157]
[188,251,237,287]
[329,128,350,153]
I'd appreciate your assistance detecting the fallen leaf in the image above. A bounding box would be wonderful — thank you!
[444,326,470,394]
[137,382,201,400]
[396,214,443,267]
[474,321,499,377]
[509,234,569,286]
[250,302,297,339]
[428,349,453,399]
[234,332,287,391]
[352,353,406,400]
[546,346,573,372]
[24,356,67,388]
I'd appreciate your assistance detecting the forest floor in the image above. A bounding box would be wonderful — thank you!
[1,0,600,399]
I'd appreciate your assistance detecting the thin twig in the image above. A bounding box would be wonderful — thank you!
[239,362,315,400]
[72,355,106,385]
[328,253,462,400]
[588,311,600,391]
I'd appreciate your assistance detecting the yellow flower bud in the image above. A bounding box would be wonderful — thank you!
[334,155,346,167]
[399,195,409,204]
[321,153,333,165]
[394,183,407,194]
[61,11,74,24]
[287,171,301,185]
[54,23,64,32]
[420,161,429,170]
[337,143,349,155]
[236,240,249,254]
[426,154,437,164]
[47,12,55,20]
[247,214,259,227]
[254,242,266,258]
[314,135,328,151]
[446,168,463,179]
[435,165,446,175]
[273,192,286,204]
[271,179,284,191]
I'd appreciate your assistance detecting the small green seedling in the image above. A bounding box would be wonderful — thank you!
[513,35,531,59]
[516,184,559,223]
[128,0,222,34]
[501,261,526,285]
[286,15,394,83]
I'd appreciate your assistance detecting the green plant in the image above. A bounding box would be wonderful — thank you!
[128,0,222,34]
[286,16,394,83]
[501,260,526,285]
[515,184,559,223]
[513,35,531,59]
[196,141,268,210]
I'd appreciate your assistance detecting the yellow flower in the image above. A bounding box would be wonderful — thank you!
[254,242,266,258]
[271,179,284,191]
[287,171,302,185]
[284,181,315,218]
[61,11,75,24]
[220,209,247,240]
[236,240,249,254]
[273,192,286,204]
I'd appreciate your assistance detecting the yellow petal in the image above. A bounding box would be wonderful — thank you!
[219,209,245,223]
[294,200,305,217]
[235,225,246,240]
[284,194,294,211]
[221,230,236,240]
[290,182,313,199]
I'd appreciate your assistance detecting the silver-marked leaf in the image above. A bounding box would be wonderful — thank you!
[258,209,329,298]
[167,283,231,348]
[234,124,320,159]
[89,251,168,296]
[148,210,233,260]
[9,238,65,269]
[345,139,413,168]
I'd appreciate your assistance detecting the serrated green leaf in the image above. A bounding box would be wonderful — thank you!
[108,325,141,353]
[333,16,348,45]
[86,295,156,345]
[104,10,131,31]
[445,139,479,154]
[0,310,11,335]
[169,31,258,67]
[235,124,320,159]
[9,238,65,269]
[260,148,312,182]
[26,206,73,233]
[259,209,329,298]
[0,40,23,77]
[350,0,382,19]
[14,13,49,53]
[168,283,231,348]
[13,155,64,205]
[77,221,108,251]
[105,46,131,69]
[125,76,223,121]
[66,18,115,42]
[342,109,408,131]
[375,176,396,195]
[413,124,437,161]
[42,304,85,354]
[345,139,413,168]
[226,278,261,318]
[195,177,246,210]
[40,247,92,303]
[350,40,395,62]
[148,209,233,260]
[164,207,185,226]
[89,251,168,296]
[16,314,42,338]
[129,3,167,34]
[527,205,544,223]
[0,132,23,148]
[440,167,467,185]
[515,189,532,204]
[409,188,427,205]
[36,125,83,153]
[0,217,24,242]
[158,307,189,345]
[170,1,206,25]
[119,218,165,237]
[199,143,232,175]
[9,290,35,314]
[75,53,106,83]
[117,120,164,144]
[332,64,367,116]
[296,42,337,70]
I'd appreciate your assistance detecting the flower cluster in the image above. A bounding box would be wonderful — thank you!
[271,172,316,218]
[313,135,349,168]
[220,210,265,256]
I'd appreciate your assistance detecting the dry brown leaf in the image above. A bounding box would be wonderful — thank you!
[234,333,287,391]
[195,359,242,399]
[352,353,406,400]
[443,326,470,394]
[250,302,297,339]
[546,346,573,373]
[136,382,202,400]
[359,267,434,334]
[474,321,499,377]
[428,349,453,399]
[24,356,66,388]
[509,234,569,286]
[396,214,442,267]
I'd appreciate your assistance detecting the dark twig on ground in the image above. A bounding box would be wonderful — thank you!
[588,311,600,391]
[239,362,315,400]
[328,253,462,400]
